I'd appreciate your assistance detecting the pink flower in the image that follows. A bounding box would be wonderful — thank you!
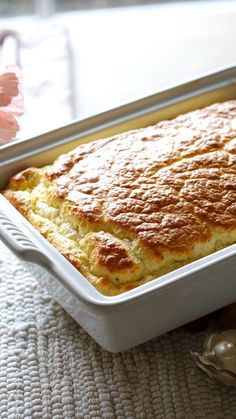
[0,65,23,144]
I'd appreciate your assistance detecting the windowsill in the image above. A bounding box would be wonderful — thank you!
[0,1,236,136]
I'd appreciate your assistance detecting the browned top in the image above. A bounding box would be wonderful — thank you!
[84,232,135,272]
[46,101,236,257]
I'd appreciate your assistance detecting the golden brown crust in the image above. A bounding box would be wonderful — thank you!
[86,232,135,272]
[2,100,236,295]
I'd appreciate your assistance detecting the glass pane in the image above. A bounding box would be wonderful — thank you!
[56,0,160,13]
[0,0,34,16]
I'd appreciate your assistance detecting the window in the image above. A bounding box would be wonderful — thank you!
[0,0,34,16]
[0,0,162,17]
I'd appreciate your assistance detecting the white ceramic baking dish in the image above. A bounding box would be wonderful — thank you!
[0,66,236,352]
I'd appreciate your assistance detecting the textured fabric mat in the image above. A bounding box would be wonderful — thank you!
[0,240,236,419]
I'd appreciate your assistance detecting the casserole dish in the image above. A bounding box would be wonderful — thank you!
[0,66,236,352]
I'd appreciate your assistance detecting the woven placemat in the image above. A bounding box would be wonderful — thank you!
[0,240,236,419]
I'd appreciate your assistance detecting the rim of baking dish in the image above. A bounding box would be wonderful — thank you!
[0,64,236,307]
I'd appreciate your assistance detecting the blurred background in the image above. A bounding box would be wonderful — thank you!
[0,0,236,139]
[0,0,205,15]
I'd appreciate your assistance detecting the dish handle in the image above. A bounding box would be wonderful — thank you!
[0,208,52,268]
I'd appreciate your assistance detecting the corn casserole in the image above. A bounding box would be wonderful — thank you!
[2,101,236,295]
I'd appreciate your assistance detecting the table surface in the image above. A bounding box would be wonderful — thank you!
[65,0,236,119]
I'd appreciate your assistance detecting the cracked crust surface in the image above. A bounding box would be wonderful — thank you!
[3,100,236,295]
